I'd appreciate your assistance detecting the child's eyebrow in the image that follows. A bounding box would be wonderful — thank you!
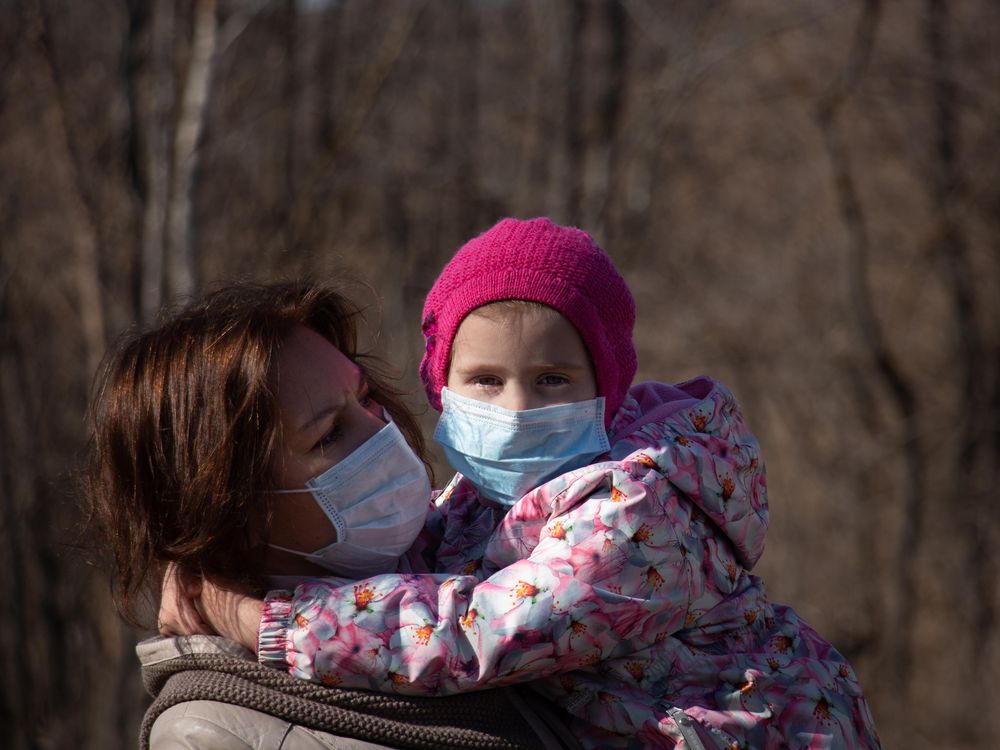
[450,361,502,372]
[540,361,588,368]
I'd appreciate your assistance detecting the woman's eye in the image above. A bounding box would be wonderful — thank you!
[314,423,343,452]
[358,380,379,410]
[538,374,570,386]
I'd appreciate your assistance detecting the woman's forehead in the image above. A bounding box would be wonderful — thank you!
[273,327,360,417]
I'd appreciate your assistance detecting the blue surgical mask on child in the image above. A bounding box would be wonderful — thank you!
[268,419,431,578]
[433,387,610,506]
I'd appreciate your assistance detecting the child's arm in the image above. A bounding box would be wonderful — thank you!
[257,463,709,695]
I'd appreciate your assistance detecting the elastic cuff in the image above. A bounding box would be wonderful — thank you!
[257,590,293,667]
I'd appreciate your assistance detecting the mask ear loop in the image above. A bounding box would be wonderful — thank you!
[266,507,347,557]
[266,407,392,497]
[264,492,349,554]
[262,407,392,555]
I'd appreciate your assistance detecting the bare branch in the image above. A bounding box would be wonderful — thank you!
[138,0,174,322]
[33,0,107,373]
[926,0,994,673]
[815,0,926,692]
[282,0,427,251]
[167,0,219,301]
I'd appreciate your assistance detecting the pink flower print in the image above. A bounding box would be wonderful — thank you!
[635,722,683,749]
[353,582,377,613]
[325,621,389,671]
[459,608,478,631]
[294,613,309,628]
[814,696,832,722]
[631,523,654,545]
[782,690,860,746]
[724,561,739,584]
[319,671,343,687]
[645,566,665,591]
[461,558,482,576]
[546,519,569,541]
[721,474,735,501]
[634,452,658,469]
[770,634,795,654]
[512,580,542,603]
[413,623,434,646]
[692,412,708,432]
[568,540,627,582]
[610,486,628,503]
[387,670,410,688]
[625,661,645,682]
[743,610,757,626]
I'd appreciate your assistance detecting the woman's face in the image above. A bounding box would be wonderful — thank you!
[265,325,386,573]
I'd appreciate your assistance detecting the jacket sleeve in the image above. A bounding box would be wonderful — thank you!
[258,461,714,695]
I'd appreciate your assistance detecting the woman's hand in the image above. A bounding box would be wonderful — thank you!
[158,562,215,637]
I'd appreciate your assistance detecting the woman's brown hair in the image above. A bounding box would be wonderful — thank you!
[84,280,428,626]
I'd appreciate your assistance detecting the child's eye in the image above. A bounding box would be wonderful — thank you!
[538,373,570,386]
[472,375,503,388]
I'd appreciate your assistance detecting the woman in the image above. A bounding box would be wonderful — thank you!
[85,281,572,750]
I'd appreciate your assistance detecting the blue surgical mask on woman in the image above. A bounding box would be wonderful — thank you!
[433,387,610,507]
[269,420,431,578]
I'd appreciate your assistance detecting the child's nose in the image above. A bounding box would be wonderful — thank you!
[497,384,540,412]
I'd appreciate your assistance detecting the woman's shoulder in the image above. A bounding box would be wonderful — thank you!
[149,701,401,750]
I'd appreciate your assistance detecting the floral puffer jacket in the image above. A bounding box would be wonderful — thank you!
[258,377,881,749]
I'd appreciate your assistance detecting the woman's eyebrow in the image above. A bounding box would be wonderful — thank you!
[299,398,345,432]
[298,368,360,431]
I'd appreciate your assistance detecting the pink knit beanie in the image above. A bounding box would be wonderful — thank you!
[420,217,637,427]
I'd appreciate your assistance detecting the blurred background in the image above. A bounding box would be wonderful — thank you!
[1,0,997,747]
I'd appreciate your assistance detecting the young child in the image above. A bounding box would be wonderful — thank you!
[249,219,881,748]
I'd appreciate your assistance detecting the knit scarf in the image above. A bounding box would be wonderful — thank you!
[141,647,576,750]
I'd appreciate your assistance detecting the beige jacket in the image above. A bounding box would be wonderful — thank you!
[138,636,399,750]
[137,635,578,750]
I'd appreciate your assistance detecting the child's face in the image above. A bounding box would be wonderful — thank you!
[446,305,597,411]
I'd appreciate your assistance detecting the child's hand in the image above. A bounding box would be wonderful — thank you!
[195,577,265,653]
[158,563,264,653]
[158,562,214,637]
